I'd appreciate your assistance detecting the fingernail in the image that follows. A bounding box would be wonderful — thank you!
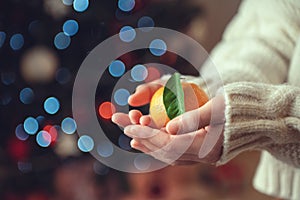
[111,114,116,122]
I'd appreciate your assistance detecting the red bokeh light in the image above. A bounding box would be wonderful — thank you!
[99,102,116,120]
[43,125,58,144]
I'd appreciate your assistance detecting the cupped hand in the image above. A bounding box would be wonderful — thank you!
[112,94,225,165]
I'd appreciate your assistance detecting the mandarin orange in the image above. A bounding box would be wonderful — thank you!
[149,82,209,128]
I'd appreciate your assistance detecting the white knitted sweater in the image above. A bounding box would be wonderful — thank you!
[188,0,300,199]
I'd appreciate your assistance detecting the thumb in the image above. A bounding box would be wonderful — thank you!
[166,102,211,135]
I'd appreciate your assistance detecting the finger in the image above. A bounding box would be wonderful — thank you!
[128,82,163,107]
[166,103,211,135]
[111,113,131,128]
[139,115,161,129]
[130,139,151,153]
[124,125,170,147]
[129,110,143,124]
[139,115,151,126]
[166,95,225,135]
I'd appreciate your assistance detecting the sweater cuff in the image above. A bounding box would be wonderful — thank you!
[217,82,299,165]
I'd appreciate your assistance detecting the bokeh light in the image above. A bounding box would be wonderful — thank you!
[137,16,155,31]
[118,134,131,150]
[78,135,94,152]
[36,131,51,147]
[73,0,89,12]
[119,26,136,43]
[134,154,151,171]
[93,162,110,175]
[61,117,77,134]
[17,161,32,173]
[118,0,135,12]
[0,31,6,48]
[97,141,113,158]
[0,93,11,106]
[15,124,29,141]
[10,34,24,50]
[144,66,161,82]
[131,64,148,82]
[63,19,79,36]
[54,32,71,50]
[108,60,126,78]
[19,87,34,104]
[23,117,39,135]
[114,88,130,106]
[62,0,74,6]
[149,39,167,56]
[43,125,58,143]
[21,46,59,83]
[98,102,116,119]
[44,97,60,115]
[36,115,45,125]
[1,72,16,85]
[55,67,71,84]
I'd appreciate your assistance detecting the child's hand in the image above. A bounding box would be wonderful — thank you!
[112,95,225,165]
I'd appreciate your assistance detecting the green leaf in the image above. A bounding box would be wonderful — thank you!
[163,72,185,120]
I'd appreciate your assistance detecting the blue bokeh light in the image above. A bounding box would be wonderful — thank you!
[63,20,79,36]
[15,124,29,141]
[131,64,148,82]
[10,34,24,50]
[78,135,94,152]
[93,162,110,175]
[56,68,71,84]
[118,0,135,12]
[1,72,15,85]
[20,88,34,104]
[36,115,45,125]
[63,0,74,6]
[109,60,126,77]
[138,16,155,31]
[114,88,130,106]
[61,117,77,134]
[149,39,167,56]
[73,0,89,12]
[134,154,151,171]
[24,117,39,135]
[119,26,136,43]
[118,135,131,150]
[54,32,71,50]
[97,141,113,158]
[0,93,11,106]
[18,161,32,173]
[44,97,60,115]
[36,131,51,147]
[0,32,6,48]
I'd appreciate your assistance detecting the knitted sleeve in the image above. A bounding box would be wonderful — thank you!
[219,82,300,168]
[186,0,300,93]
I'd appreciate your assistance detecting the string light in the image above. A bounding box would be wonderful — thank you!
[131,64,148,82]
[118,0,135,12]
[78,135,94,152]
[114,88,130,106]
[149,39,167,56]
[44,97,60,115]
[10,34,24,50]
[119,26,136,43]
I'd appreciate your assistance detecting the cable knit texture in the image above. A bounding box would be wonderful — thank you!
[220,82,300,167]
[184,0,300,199]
